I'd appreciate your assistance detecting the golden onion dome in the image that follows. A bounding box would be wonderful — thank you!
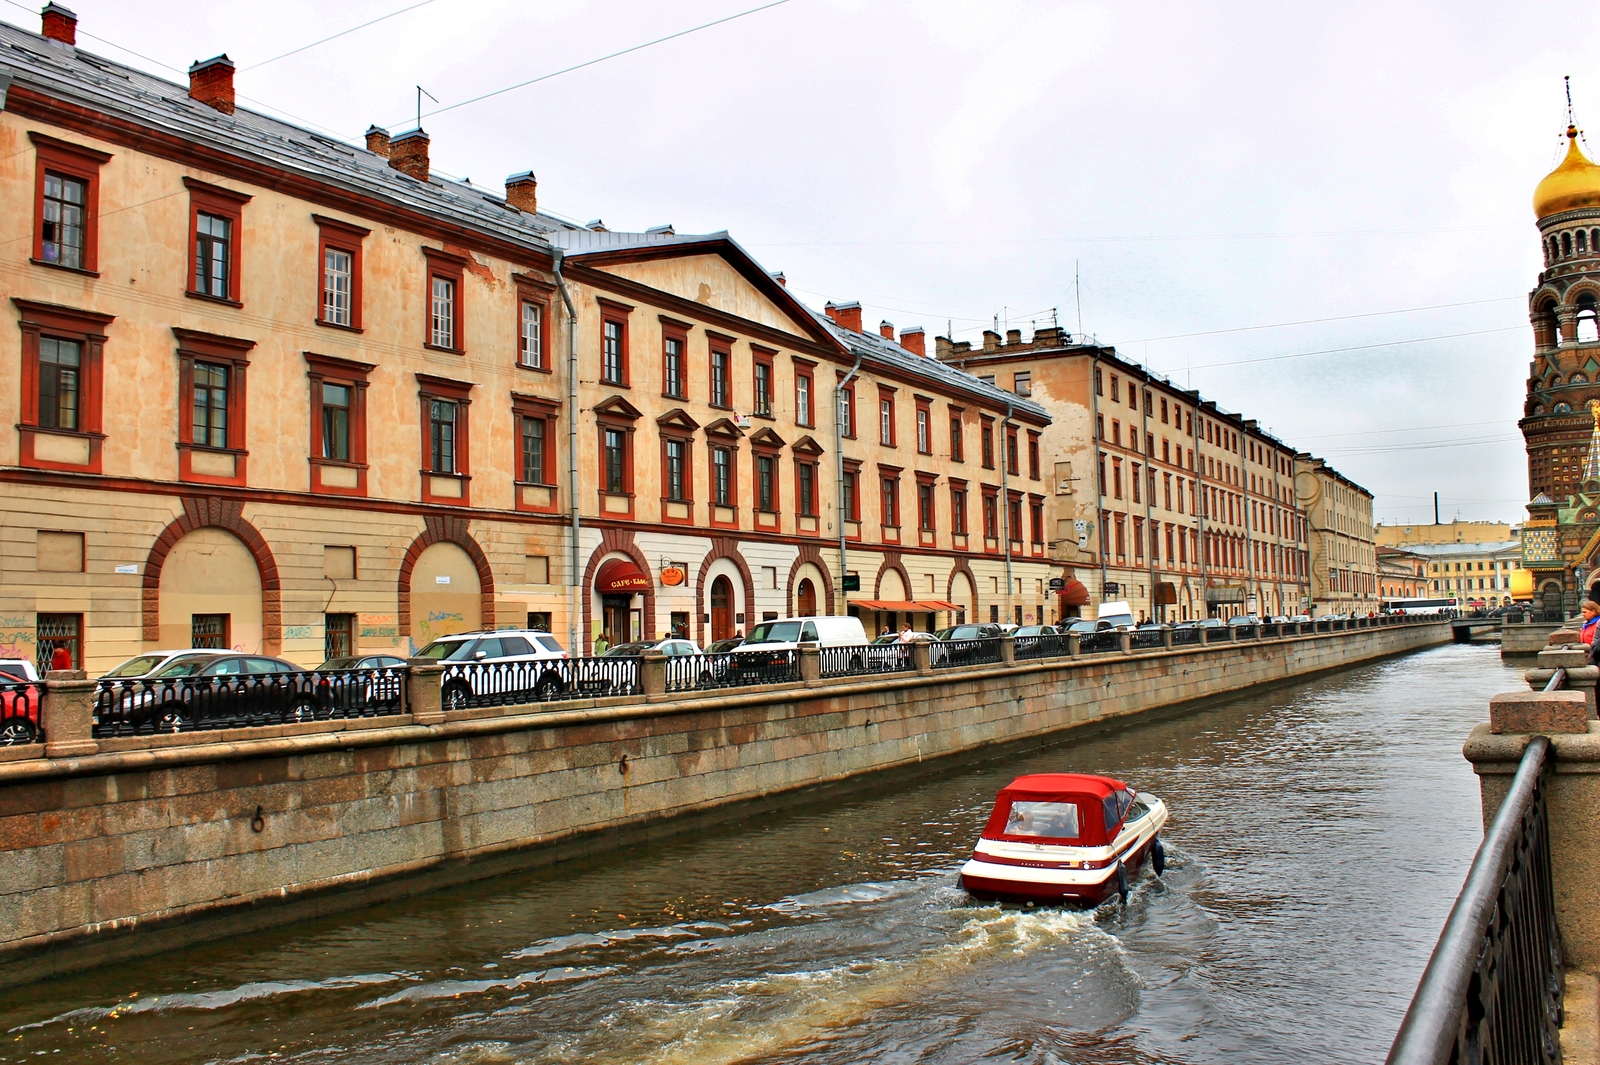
[1534,126,1600,218]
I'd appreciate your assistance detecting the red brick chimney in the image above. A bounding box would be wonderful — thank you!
[41,2,76,44]
[187,55,235,114]
[879,320,895,339]
[773,272,787,288]
[388,129,430,182]
[900,327,926,357]
[505,171,537,213]
[364,125,391,158]
[830,301,862,333]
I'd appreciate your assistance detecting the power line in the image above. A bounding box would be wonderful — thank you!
[1121,297,1521,345]
[241,0,441,72]
[388,0,793,128]
[1296,419,1510,441]
[746,223,1524,249]
[1175,326,1523,372]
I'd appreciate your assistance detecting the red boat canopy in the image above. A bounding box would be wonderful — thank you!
[979,773,1137,847]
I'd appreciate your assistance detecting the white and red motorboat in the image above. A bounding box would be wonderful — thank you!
[958,773,1169,906]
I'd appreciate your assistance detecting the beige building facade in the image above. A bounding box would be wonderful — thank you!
[1376,520,1515,547]
[0,11,1055,673]
[938,331,1312,622]
[1293,456,1379,615]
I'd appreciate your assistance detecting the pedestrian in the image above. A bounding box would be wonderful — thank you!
[1583,600,1600,661]
[593,631,610,656]
[897,624,914,643]
[49,646,70,671]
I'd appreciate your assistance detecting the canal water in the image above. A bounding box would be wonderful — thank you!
[1,643,1521,1064]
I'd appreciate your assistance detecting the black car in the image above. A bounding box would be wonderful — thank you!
[100,653,318,733]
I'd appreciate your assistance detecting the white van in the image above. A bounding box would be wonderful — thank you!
[1096,601,1137,630]
[739,615,869,650]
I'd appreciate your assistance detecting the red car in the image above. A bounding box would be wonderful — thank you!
[0,669,42,746]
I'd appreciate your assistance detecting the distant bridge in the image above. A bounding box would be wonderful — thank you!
[1450,617,1501,642]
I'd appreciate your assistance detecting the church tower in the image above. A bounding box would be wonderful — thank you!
[1523,125,1600,499]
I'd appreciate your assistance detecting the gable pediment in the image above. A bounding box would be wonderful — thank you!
[656,407,701,432]
[704,417,745,440]
[593,395,643,420]
[749,426,787,449]
[791,434,825,455]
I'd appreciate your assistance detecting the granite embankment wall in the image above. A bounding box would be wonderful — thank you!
[0,620,1449,983]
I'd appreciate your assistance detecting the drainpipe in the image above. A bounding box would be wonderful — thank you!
[835,347,864,615]
[1194,402,1208,616]
[1139,375,1155,623]
[551,249,581,656]
[1001,397,1015,626]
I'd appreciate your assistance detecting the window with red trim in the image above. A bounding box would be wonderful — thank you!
[513,274,554,371]
[878,387,896,447]
[422,248,466,353]
[599,298,633,385]
[661,316,689,399]
[1027,431,1040,479]
[949,408,965,462]
[184,178,250,306]
[752,346,775,418]
[880,472,900,528]
[416,373,473,504]
[917,476,936,532]
[175,327,255,486]
[708,333,734,409]
[842,459,862,522]
[982,488,999,540]
[915,399,931,454]
[305,351,373,496]
[794,359,815,427]
[1030,497,1045,544]
[949,480,968,536]
[513,393,558,485]
[30,133,110,276]
[838,376,856,438]
[981,416,995,469]
[796,459,817,517]
[13,299,113,473]
[315,215,368,331]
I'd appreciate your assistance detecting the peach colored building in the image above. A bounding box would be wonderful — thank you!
[0,10,1055,672]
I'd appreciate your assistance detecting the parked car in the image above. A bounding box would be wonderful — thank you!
[866,631,935,669]
[1096,601,1137,630]
[603,638,700,657]
[1063,619,1113,635]
[102,649,227,680]
[0,669,42,745]
[0,659,40,683]
[102,653,314,733]
[726,616,868,682]
[705,637,744,654]
[1228,615,1263,627]
[314,654,409,710]
[934,623,1005,641]
[413,630,570,709]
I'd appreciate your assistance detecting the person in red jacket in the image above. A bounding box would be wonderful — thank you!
[1582,598,1600,648]
[48,646,71,671]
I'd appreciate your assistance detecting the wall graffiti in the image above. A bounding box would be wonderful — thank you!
[0,616,37,661]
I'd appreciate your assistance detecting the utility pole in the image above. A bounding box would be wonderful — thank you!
[1434,492,1440,526]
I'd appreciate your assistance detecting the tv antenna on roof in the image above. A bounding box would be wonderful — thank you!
[416,85,437,129]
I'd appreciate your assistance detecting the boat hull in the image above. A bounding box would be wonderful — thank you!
[958,796,1167,906]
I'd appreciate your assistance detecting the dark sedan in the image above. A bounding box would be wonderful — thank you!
[99,653,320,734]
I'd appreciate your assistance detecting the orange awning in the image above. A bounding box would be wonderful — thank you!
[595,558,651,593]
[1055,579,1090,607]
[852,599,960,611]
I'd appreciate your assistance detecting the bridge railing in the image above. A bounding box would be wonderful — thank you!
[1387,733,1561,1065]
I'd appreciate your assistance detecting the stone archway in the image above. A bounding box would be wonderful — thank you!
[581,528,655,654]
[786,544,835,617]
[142,496,281,653]
[947,559,978,624]
[398,515,495,650]
[693,537,755,646]
[873,551,913,600]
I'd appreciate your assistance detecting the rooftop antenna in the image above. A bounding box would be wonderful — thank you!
[1074,261,1083,338]
[415,84,437,129]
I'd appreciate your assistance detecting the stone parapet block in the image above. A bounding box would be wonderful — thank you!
[1066,633,1082,656]
[911,639,933,675]
[1489,690,1589,734]
[42,678,98,759]
[1000,634,1016,666]
[1550,629,1583,646]
[405,661,445,726]
[640,651,668,695]
[1537,647,1592,669]
[1117,632,1132,654]
[797,643,821,683]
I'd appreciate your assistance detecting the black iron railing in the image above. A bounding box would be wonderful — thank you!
[0,676,41,745]
[819,644,914,677]
[1077,631,1120,654]
[1130,629,1164,650]
[94,667,407,737]
[1170,627,1203,645]
[666,649,801,692]
[1386,734,1561,1065]
[1014,633,1068,661]
[931,637,1004,668]
[441,657,640,710]
[1232,624,1259,640]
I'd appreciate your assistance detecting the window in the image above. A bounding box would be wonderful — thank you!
[839,379,856,438]
[1028,432,1040,479]
[175,328,254,484]
[321,382,351,460]
[520,415,546,484]
[665,439,687,500]
[193,213,231,298]
[881,475,900,526]
[37,337,81,431]
[605,429,626,492]
[982,418,995,468]
[984,491,998,539]
[32,133,109,275]
[916,403,930,454]
[428,399,456,473]
[1006,427,1019,475]
[417,373,473,503]
[711,348,730,407]
[1030,499,1044,543]
[423,248,466,352]
[662,333,685,398]
[1014,370,1031,396]
[1110,374,1120,402]
[1112,419,1120,446]
[758,455,775,511]
[951,484,968,535]
[1007,495,1022,544]
[1095,368,1104,396]
[1112,458,1123,499]
[879,392,896,446]
[796,367,814,426]
[520,301,544,369]
[798,461,816,516]
[753,349,774,416]
[842,463,861,521]
[315,215,368,330]
[919,481,935,531]
[713,447,732,505]
[599,299,632,384]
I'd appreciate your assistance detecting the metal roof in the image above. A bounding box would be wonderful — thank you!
[0,19,576,251]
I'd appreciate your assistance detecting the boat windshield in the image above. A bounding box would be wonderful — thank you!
[1003,800,1080,839]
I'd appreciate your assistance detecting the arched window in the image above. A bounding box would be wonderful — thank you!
[1572,372,1590,384]
[1564,232,1574,256]
[1552,236,1561,262]
[1579,292,1600,342]
[1580,230,1590,254]
[1555,402,1572,413]
[1592,229,1599,251]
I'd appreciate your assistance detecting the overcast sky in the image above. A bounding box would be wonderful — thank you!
[19,0,1591,527]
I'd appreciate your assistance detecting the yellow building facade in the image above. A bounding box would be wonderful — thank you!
[0,12,1055,672]
[1293,456,1379,615]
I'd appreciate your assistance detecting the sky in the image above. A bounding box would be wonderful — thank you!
[11,0,1593,527]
